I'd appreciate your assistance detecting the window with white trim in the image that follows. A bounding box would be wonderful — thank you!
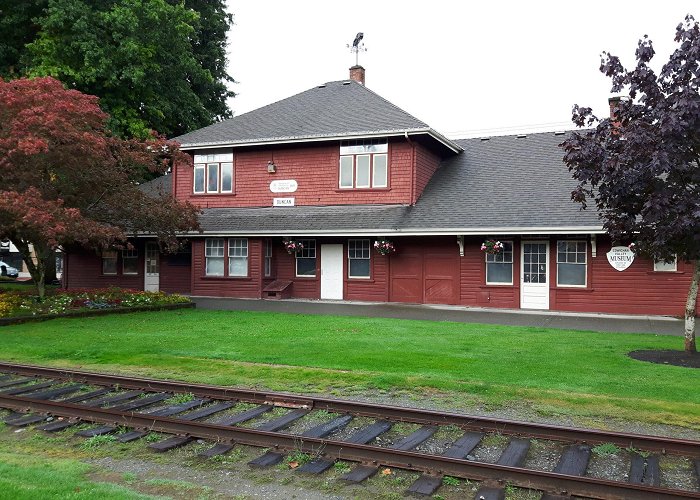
[339,139,388,189]
[102,250,117,275]
[205,238,225,276]
[122,249,139,275]
[654,255,677,272]
[228,238,248,276]
[485,241,513,284]
[295,239,316,277]
[264,239,273,277]
[348,239,370,278]
[193,151,233,194]
[557,241,587,286]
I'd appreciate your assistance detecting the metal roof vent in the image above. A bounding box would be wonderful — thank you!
[554,131,566,136]
[480,137,490,141]
[317,84,326,88]
[342,81,351,85]
[517,134,527,138]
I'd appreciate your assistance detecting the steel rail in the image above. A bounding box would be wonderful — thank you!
[0,393,696,500]
[1,361,697,457]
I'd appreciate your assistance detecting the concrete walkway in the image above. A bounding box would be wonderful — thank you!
[191,297,694,336]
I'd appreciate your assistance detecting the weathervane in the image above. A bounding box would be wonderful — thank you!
[347,32,367,66]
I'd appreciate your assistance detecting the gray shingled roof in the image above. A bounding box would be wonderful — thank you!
[190,132,602,235]
[173,80,459,151]
[138,174,172,197]
[402,132,602,231]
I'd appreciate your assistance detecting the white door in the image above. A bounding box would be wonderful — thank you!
[144,242,160,292]
[521,241,549,309]
[320,244,343,300]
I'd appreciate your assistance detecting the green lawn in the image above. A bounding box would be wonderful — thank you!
[0,309,698,428]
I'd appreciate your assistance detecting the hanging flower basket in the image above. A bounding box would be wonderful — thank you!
[374,239,396,255]
[480,239,504,254]
[283,239,304,255]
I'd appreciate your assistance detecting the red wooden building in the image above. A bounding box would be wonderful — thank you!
[63,67,696,316]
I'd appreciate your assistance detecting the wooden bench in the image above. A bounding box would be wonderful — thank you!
[262,279,292,300]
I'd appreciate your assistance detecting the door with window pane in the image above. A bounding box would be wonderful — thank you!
[144,242,160,292]
[520,241,549,309]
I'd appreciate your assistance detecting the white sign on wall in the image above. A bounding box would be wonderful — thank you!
[606,246,635,271]
[273,197,295,207]
[270,180,298,193]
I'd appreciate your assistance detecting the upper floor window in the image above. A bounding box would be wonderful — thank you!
[485,241,513,285]
[339,139,388,189]
[654,255,677,272]
[557,241,587,287]
[194,151,233,194]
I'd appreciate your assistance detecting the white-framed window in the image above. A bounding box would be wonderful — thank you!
[205,238,225,276]
[557,241,587,287]
[654,255,677,272]
[485,241,513,284]
[122,249,139,275]
[102,250,117,275]
[264,239,273,277]
[193,151,233,194]
[296,239,316,277]
[348,239,370,278]
[339,139,388,189]
[228,238,248,277]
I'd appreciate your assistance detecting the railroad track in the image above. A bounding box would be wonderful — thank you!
[0,362,698,499]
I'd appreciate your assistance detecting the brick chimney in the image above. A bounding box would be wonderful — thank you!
[349,65,365,85]
[608,96,622,119]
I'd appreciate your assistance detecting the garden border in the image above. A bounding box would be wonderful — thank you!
[0,302,195,327]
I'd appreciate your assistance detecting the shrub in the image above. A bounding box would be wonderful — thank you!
[0,287,191,319]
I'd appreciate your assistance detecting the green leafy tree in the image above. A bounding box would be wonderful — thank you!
[0,0,234,139]
[0,77,200,298]
[562,16,700,352]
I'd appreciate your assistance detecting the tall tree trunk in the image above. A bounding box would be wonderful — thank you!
[685,259,700,353]
[42,251,57,284]
[13,239,47,299]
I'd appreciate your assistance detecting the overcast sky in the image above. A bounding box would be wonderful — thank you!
[225,1,696,138]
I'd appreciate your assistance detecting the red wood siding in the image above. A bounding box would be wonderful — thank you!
[64,245,144,291]
[459,237,519,309]
[346,252,388,302]
[552,237,696,316]
[413,144,441,204]
[190,239,263,298]
[175,140,415,208]
[160,253,191,294]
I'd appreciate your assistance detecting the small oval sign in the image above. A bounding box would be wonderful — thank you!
[270,179,298,193]
[607,246,635,271]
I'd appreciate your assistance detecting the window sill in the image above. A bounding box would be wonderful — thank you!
[480,283,514,288]
[335,188,390,193]
[201,276,251,281]
[295,276,317,279]
[556,286,595,292]
[647,271,684,275]
[347,278,374,282]
[192,192,236,196]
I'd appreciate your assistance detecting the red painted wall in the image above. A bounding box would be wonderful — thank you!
[175,140,419,208]
[64,245,144,291]
[413,145,441,204]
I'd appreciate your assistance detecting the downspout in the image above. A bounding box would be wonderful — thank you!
[405,132,416,205]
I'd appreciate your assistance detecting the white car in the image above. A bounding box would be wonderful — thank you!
[0,260,19,278]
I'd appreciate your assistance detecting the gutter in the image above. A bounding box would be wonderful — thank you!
[177,129,463,154]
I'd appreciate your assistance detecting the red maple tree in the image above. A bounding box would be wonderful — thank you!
[0,77,199,297]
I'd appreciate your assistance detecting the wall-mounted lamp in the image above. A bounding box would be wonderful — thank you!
[267,161,276,173]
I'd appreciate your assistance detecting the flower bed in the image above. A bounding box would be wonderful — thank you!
[0,287,192,322]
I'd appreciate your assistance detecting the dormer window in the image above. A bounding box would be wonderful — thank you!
[339,139,388,189]
[193,151,233,194]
